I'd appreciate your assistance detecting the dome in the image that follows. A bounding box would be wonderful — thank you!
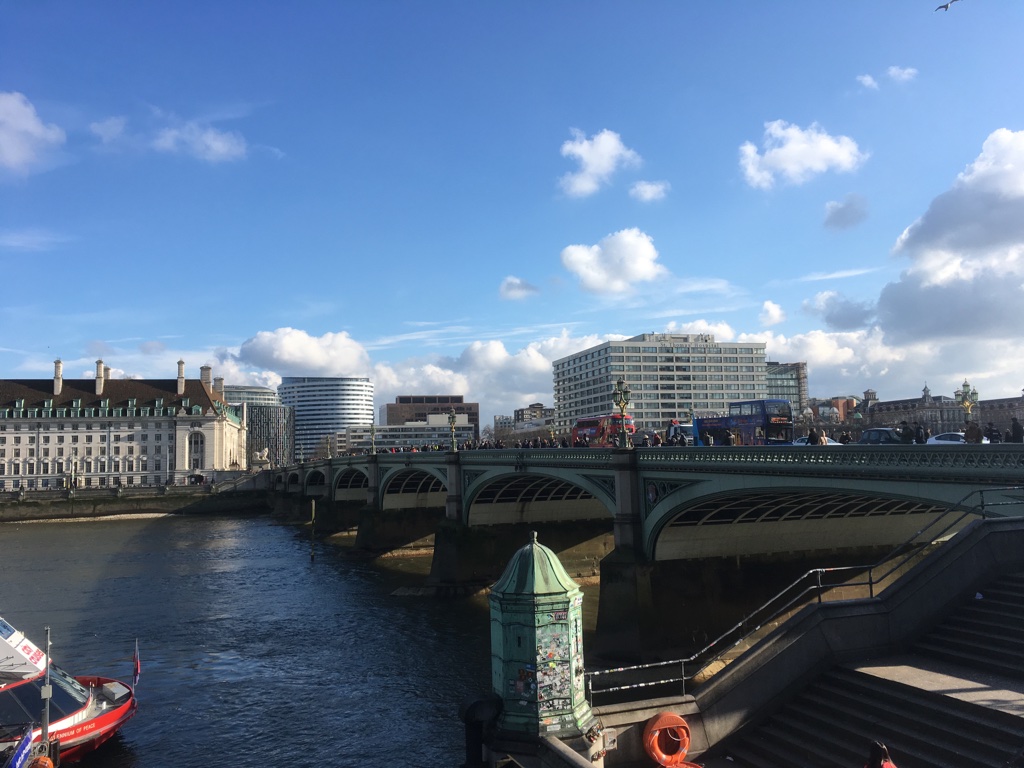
[491,531,579,597]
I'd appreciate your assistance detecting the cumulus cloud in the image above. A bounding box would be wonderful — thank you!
[880,128,1024,343]
[803,291,876,331]
[560,228,668,294]
[499,276,539,300]
[90,116,127,145]
[234,327,372,376]
[739,120,868,190]
[153,121,247,162]
[824,193,868,230]
[759,300,786,326]
[887,66,918,83]
[629,180,670,202]
[856,75,879,90]
[559,128,640,197]
[0,91,65,174]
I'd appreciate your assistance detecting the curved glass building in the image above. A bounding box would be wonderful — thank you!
[278,377,374,461]
[222,385,294,468]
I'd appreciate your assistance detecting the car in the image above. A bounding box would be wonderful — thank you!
[792,436,843,445]
[856,428,905,445]
[927,431,990,445]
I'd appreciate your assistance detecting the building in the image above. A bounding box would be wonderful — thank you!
[493,414,515,433]
[863,384,1024,437]
[552,332,768,433]
[766,361,808,414]
[278,376,373,461]
[513,402,555,431]
[341,413,475,453]
[222,385,294,468]
[0,359,246,490]
[380,395,480,439]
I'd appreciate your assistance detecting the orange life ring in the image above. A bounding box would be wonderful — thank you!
[28,757,54,768]
[642,712,694,767]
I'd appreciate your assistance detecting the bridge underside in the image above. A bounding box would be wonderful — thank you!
[655,489,969,561]
[468,475,608,526]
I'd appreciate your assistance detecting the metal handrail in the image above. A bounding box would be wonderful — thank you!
[585,485,1024,702]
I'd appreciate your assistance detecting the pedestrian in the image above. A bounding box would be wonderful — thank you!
[1012,417,1024,443]
[964,420,984,444]
[838,431,852,445]
[985,422,1003,444]
[864,741,898,768]
[913,422,926,445]
[807,427,819,446]
[898,421,914,444]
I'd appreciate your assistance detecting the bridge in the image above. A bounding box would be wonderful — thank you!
[272,445,1024,658]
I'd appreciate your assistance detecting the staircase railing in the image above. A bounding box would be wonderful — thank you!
[585,485,1024,704]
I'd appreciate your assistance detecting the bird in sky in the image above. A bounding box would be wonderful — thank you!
[935,0,961,10]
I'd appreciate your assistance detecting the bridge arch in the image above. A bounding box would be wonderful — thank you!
[304,470,327,496]
[464,470,614,526]
[379,466,447,510]
[333,467,369,502]
[646,485,970,561]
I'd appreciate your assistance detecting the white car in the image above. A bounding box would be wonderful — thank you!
[792,436,842,446]
[927,431,990,445]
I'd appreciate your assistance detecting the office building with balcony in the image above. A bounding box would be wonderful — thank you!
[766,361,808,415]
[552,332,768,433]
[222,385,294,468]
[278,376,373,461]
[0,359,246,490]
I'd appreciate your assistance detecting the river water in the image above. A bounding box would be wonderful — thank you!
[0,513,493,767]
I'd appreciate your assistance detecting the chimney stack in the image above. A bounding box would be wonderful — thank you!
[53,359,63,396]
[214,377,224,397]
[200,365,213,389]
[95,359,105,396]
[104,366,111,381]
[177,360,186,396]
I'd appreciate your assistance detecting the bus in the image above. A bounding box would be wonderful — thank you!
[693,400,794,446]
[571,413,636,447]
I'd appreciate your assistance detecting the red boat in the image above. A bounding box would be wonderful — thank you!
[0,616,138,763]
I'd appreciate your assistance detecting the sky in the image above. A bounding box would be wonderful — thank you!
[3,1,1024,425]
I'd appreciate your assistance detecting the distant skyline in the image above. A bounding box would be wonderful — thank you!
[3,2,1023,424]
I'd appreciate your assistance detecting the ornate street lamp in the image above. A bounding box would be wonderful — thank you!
[957,379,979,422]
[611,377,632,448]
[448,407,458,452]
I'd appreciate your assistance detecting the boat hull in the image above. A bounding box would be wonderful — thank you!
[38,677,137,763]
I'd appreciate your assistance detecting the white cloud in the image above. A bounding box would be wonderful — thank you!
[629,180,670,202]
[234,327,372,375]
[153,121,247,162]
[856,75,879,90]
[824,193,868,230]
[560,228,669,294]
[499,276,539,300]
[887,66,918,83]
[0,228,70,251]
[559,128,640,197]
[739,120,868,190]
[0,91,65,174]
[90,116,127,145]
[803,290,875,331]
[759,300,786,326]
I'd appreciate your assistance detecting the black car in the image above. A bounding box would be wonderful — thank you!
[856,428,903,445]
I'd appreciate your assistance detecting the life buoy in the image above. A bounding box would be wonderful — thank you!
[27,757,54,768]
[642,712,698,767]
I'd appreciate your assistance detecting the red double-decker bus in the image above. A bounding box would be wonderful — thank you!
[571,413,636,447]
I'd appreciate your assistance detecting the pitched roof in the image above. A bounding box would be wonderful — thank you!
[0,378,225,411]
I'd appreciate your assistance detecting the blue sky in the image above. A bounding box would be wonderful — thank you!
[3,1,1024,423]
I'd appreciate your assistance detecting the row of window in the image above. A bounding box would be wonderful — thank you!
[0,459,169,475]
[0,434,171,445]
[1,476,171,490]
[0,405,203,419]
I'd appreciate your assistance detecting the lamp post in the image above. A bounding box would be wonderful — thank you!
[370,423,376,455]
[448,407,458,452]
[611,377,632,448]
[957,379,979,423]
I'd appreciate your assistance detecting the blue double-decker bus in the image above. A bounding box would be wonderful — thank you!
[693,399,794,446]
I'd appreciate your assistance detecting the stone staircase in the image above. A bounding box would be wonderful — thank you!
[708,573,1024,768]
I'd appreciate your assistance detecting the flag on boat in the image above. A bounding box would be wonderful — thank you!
[132,638,141,687]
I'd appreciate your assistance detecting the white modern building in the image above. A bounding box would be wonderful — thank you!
[0,359,246,489]
[278,376,374,461]
[341,413,474,453]
[222,385,294,468]
[552,332,768,433]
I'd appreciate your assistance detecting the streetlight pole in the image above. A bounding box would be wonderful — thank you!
[448,407,458,452]
[611,377,632,448]
[370,423,376,455]
[957,378,979,423]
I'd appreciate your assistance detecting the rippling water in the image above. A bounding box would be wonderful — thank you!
[0,514,491,767]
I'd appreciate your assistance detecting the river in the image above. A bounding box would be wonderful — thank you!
[0,513,493,767]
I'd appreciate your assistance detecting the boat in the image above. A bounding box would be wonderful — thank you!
[0,616,137,763]
[1,723,58,768]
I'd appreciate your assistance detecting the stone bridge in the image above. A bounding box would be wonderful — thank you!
[274,445,1024,561]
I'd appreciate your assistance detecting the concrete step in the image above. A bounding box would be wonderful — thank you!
[913,638,1024,680]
